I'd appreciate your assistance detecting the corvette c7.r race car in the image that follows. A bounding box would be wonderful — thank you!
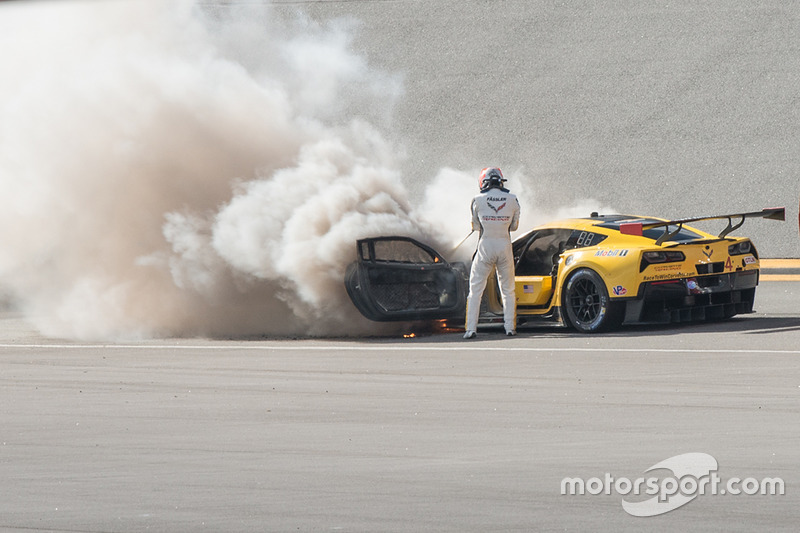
[344,207,785,333]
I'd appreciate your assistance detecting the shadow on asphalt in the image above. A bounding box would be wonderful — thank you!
[590,316,800,338]
[339,315,800,344]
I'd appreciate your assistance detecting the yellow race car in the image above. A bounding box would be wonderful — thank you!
[344,207,784,333]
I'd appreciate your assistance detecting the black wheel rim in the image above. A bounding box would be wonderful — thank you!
[568,278,602,323]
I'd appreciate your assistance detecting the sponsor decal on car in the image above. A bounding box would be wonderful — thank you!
[643,273,694,282]
[654,264,682,272]
[744,256,757,265]
[594,249,629,257]
[612,285,627,296]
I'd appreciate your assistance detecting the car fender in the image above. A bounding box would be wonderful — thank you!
[555,249,642,302]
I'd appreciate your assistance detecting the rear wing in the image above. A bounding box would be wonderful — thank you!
[620,207,785,246]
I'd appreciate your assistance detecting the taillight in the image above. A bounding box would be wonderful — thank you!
[640,250,685,272]
[728,240,753,256]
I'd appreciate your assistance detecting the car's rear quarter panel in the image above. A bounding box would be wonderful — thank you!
[559,247,643,300]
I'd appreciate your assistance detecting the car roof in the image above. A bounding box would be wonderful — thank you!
[527,214,717,243]
[536,214,665,227]
[531,215,650,231]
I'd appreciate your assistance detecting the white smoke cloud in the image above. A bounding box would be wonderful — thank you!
[0,0,612,340]
[0,0,426,339]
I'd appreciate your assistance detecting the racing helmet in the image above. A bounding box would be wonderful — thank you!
[479,167,506,191]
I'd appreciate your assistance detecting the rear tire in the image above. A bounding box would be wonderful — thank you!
[562,268,624,333]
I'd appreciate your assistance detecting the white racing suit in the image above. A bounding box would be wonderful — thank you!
[465,187,521,333]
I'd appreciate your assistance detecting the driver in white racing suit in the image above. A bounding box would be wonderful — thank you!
[464,167,520,339]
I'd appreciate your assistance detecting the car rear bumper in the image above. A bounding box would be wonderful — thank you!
[622,270,759,324]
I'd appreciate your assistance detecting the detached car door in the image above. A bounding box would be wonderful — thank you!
[345,237,467,321]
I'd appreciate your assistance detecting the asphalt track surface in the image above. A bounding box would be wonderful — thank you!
[1,280,798,532]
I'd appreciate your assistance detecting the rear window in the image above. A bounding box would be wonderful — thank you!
[595,219,704,243]
[566,230,608,248]
[640,225,703,242]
